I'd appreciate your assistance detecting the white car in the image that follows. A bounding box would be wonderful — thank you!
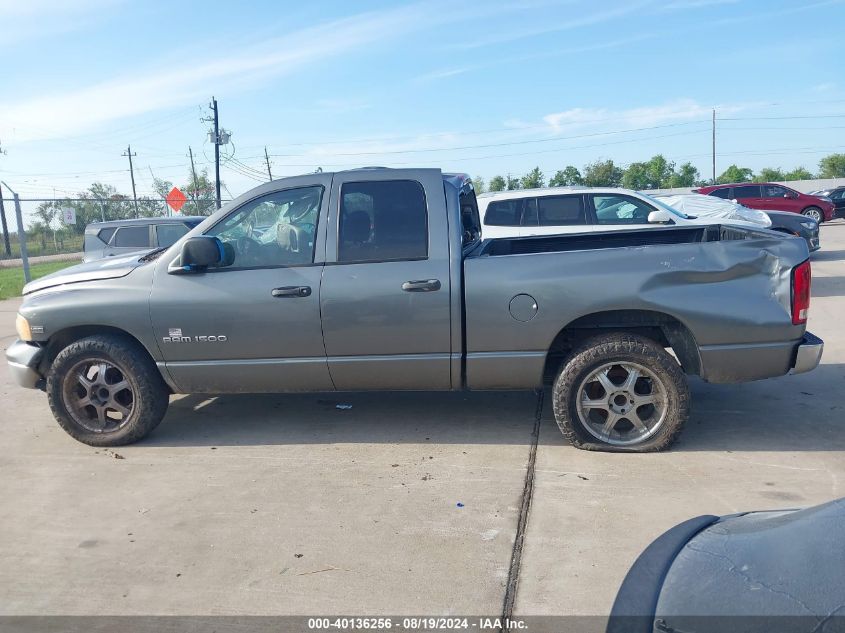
[477,187,770,239]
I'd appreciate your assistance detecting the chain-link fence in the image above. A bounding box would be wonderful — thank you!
[0,196,232,261]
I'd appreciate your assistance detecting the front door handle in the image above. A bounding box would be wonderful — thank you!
[401,279,441,292]
[271,286,312,298]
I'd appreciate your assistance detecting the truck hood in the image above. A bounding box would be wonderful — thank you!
[23,253,146,295]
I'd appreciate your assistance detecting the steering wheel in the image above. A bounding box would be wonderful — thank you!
[235,236,262,266]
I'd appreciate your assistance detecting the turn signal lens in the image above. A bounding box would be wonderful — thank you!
[15,314,32,341]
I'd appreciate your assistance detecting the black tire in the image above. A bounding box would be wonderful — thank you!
[552,333,690,452]
[47,334,169,446]
[802,207,824,223]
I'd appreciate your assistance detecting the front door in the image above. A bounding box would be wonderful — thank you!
[149,175,334,393]
[319,170,453,390]
[759,184,794,212]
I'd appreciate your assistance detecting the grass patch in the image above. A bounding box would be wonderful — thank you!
[0,261,77,301]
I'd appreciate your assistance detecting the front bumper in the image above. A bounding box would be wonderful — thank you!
[791,331,823,374]
[5,340,45,389]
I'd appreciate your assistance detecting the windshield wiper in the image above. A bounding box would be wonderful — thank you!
[139,247,168,262]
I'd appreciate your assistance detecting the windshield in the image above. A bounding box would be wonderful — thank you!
[639,193,691,219]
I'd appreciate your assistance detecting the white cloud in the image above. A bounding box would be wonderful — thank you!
[454,2,652,50]
[662,0,739,9]
[0,4,441,143]
[414,67,473,83]
[541,99,745,133]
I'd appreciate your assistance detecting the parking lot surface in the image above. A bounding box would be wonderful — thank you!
[1,222,844,616]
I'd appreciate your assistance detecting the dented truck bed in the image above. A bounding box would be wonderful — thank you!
[463,224,813,388]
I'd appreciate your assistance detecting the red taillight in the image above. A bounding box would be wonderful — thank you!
[791,260,811,325]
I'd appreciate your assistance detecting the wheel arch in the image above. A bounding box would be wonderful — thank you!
[41,326,170,391]
[542,309,701,383]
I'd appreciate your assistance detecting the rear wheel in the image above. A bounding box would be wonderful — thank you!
[552,333,689,452]
[47,335,169,446]
[802,207,823,223]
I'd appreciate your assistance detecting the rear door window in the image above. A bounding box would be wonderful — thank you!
[762,185,787,197]
[733,185,762,199]
[537,195,585,226]
[112,226,150,248]
[338,180,427,262]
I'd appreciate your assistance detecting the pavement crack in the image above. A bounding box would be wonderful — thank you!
[500,389,543,630]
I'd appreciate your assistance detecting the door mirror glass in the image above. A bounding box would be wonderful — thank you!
[647,209,672,224]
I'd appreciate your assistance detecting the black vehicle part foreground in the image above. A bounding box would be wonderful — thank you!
[608,497,845,633]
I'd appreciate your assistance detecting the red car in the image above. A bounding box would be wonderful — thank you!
[694,182,835,223]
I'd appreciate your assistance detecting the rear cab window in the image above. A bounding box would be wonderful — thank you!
[338,180,428,262]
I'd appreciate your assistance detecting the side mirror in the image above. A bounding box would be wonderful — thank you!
[647,209,672,224]
[174,236,232,273]
[785,192,798,199]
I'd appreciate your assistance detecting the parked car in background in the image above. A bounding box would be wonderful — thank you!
[653,193,820,252]
[83,217,205,262]
[478,187,769,239]
[694,182,835,223]
[809,185,845,218]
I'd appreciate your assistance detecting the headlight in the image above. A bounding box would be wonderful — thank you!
[799,221,817,230]
[15,314,32,341]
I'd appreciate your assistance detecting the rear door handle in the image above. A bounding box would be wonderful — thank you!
[401,279,441,292]
[271,286,311,298]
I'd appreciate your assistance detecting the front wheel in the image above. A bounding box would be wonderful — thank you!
[552,333,690,452]
[47,335,169,446]
[802,207,823,223]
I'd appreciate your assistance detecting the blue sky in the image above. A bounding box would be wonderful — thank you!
[1,0,844,216]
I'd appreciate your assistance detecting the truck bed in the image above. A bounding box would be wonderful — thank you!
[462,224,809,389]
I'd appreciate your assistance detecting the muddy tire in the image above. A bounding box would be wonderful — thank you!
[552,333,689,452]
[47,335,169,446]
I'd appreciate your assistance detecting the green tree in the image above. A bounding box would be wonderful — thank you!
[716,165,754,184]
[489,175,506,192]
[667,162,700,188]
[754,167,784,183]
[784,166,814,181]
[520,167,544,189]
[645,154,674,189]
[622,162,651,190]
[471,176,485,194]
[549,166,582,187]
[506,175,521,190]
[582,159,623,187]
[818,153,845,178]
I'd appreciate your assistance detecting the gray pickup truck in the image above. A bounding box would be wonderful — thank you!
[6,168,823,452]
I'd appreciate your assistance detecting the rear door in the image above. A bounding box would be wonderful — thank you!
[320,169,453,390]
[732,184,763,209]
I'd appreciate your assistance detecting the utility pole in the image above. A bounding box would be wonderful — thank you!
[123,145,140,217]
[711,108,716,185]
[0,183,11,257]
[188,146,201,213]
[207,97,222,209]
[1,182,30,282]
[264,146,273,180]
